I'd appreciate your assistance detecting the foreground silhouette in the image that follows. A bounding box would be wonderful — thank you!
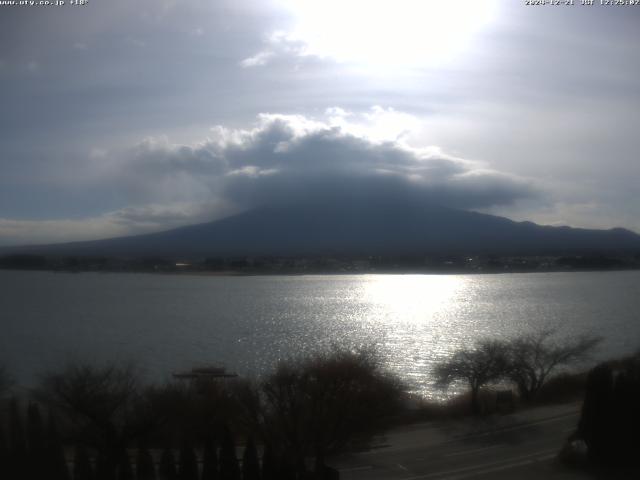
[575,352,640,475]
[434,330,601,414]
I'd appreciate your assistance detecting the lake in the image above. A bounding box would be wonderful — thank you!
[1,269,638,397]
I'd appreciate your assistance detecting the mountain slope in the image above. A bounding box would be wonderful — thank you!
[4,201,640,258]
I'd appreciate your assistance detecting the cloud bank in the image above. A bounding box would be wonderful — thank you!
[0,109,537,245]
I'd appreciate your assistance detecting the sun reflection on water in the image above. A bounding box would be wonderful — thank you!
[5,271,636,403]
[358,274,472,399]
[363,274,465,323]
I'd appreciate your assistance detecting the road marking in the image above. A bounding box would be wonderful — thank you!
[443,444,500,457]
[397,463,409,471]
[401,448,558,480]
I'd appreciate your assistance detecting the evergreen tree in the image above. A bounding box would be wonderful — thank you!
[96,451,116,480]
[46,411,70,480]
[578,357,640,467]
[0,422,9,480]
[27,403,46,451]
[218,426,239,480]
[260,445,278,480]
[74,445,95,480]
[178,442,198,480]
[8,398,27,479]
[27,403,47,479]
[241,438,260,480]
[278,454,295,480]
[201,440,219,480]
[117,452,134,480]
[136,446,156,480]
[158,448,178,480]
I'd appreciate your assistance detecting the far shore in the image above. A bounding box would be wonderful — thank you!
[1,264,640,278]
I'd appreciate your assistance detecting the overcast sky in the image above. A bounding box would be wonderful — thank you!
[1,0,639,245]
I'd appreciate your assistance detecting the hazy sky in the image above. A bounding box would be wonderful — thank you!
[1,0,639,245]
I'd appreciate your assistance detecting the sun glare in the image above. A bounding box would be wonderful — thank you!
[364,275,465,323]
[278,0,498,68]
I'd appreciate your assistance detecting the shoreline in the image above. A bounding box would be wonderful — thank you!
[1,265,639,277]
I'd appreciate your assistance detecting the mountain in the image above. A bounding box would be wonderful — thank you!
[3,200,640,258]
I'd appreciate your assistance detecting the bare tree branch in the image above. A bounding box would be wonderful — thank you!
[506,330,602,402]
[434,340,509,414]
[34,361,154,458]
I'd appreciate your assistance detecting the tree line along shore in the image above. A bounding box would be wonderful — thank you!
[2,252,640,275]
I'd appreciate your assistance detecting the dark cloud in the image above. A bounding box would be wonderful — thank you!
[108,112,538,214]
[214,115,536,211]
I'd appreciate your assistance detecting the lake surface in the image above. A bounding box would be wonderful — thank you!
[1,270,639,397]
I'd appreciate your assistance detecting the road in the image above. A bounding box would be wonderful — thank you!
[330,403,591,480]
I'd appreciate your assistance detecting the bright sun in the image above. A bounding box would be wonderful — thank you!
[278,0,499,68]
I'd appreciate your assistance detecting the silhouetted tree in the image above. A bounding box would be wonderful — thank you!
[260,445,278,480]
[117,452,134,480]
[74,445,95,480]
[96,451,116,480]
[0,422,9,480]
[142,378,241,447]
[36,362,157,464]
[27,402,47,479]
[611,364,640,462]
[0,371,14,475]
[8,398,27,479]
[158,448,178,480]
[9,398,26,451]
[578,354,640,467]
[201,440,219,480]
[136,446,156,480]
[241,437,260,480]
[238,348,403,473]
[219,426,240,480]
[506,330,601,402]
[27,402,46,450]
[278,455,295,480]
[178,442,198,480]
[434,340,509,415]
[46,411,70,480]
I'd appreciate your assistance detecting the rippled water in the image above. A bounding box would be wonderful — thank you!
[1,270,639,396]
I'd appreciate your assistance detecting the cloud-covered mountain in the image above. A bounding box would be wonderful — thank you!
[0,111,539,246]
[8,198,640,258]
[3,113,637,258]
[3,1,640,245]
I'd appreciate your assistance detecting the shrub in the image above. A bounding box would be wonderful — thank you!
[237,348,405,473]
